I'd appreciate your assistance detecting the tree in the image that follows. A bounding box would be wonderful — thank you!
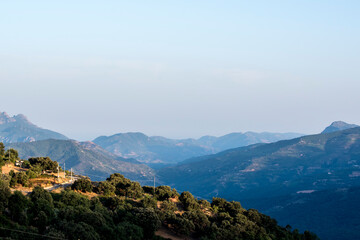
[16,172,29,186]
[199,199,211,210]
[9,171,30,187]
[0,178,11,212]
[26,169,39,179]
[71,178,93,192]
[63,221,100,240]
[4,148,19,162]
[160,199,178,211]
[60,190,91,208]
[132,208,161,238]
[29,186,54,206]
[183,210,210,234]
[107,173,129,186]
[115,221,143,240]
[103,196,126,211]
[142,186,155,195]
[155,186,178,201]
[9,191,30,223]
[142,195,157,209]
[106,174,144,199]
[125,182,143,199]
[303,230,320,240]
[179,191,200,211]
[96,181,115,196]
[28,157,58,172]
[0,142,5,158]
[22,160,31,168]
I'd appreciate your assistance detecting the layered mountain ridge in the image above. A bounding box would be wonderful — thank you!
[93,131,303,167]
[157,123,360,240]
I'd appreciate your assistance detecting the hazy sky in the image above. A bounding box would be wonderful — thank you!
[1,1,359,140]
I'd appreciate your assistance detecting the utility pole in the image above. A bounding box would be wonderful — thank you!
[70,168,73,182]
[57,162,59,183]
[64,163,66,178]
[153,175,156,196]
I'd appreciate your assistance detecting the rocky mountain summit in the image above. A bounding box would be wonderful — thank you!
[322,121,359,134]
[0,111,68,143]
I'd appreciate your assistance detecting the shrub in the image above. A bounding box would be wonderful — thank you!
[71,179,93,192]
[179,191,200,211]
[96,181,115,196]
[155,186,178,201]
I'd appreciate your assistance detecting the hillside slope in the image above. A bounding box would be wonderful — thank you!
[158,127,360,199]
[0,157,318,240]
[249,186,360,240]
[157,127,360,239]
[8,139,154,182]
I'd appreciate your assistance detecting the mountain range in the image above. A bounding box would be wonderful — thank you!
[158,125,360,198]
[93,131,303,168]
[2,111,360,238]
[157,125,360,239]
[0,112,68,143]
[0,111,303,169]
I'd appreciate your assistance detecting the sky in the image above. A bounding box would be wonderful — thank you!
[1,1,360,140]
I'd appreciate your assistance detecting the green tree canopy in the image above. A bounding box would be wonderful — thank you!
[71,178,93,192]
[28,157,58,172]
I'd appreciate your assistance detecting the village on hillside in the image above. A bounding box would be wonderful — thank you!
[0,144,77,195]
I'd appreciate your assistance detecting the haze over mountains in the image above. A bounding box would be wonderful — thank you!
[93,131,303,167]
[0,111,304,180]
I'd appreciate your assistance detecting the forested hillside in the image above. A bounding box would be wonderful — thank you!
[0,144,317,240]
[0,177,318,240]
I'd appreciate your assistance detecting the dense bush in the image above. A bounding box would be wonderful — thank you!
[71,178,93,192]
[179,191,200,211]
[9,171,29,187]
[155,186,178,201]
[142,185,155,195]
[96,181,116,196]
[28,157,58,172]
[0,145,19,169]
[107,173,143,198]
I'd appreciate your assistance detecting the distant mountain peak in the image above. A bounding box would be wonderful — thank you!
[0,112,34,125]
[13,114,34,125]
[322,121,359,134]
[0,111,68,143]
[0,112,15,124]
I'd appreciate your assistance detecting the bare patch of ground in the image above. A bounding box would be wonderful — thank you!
[1,164,26,174]
[155,227,194,240]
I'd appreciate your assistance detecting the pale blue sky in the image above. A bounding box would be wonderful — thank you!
[1,1,359,140]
